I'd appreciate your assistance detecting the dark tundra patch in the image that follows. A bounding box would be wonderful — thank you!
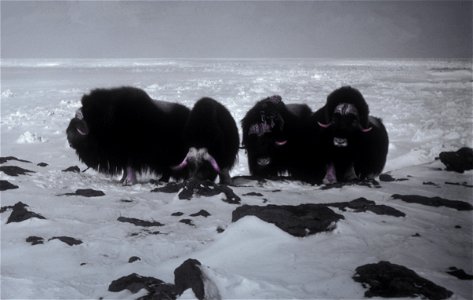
[190,210,211,218]
[439,147,473,173]
[62,166,81,173]
[392,194,473,211]
[232,204,344,237]
[327,198,405,217]
[128,256,141,263]
[37,162,48,167]
[6,202,46,224]
[379,173,409,182]
[243,192,264,197]
[49,236,83,246]
[0,166,35,176]
[154,179,241,204]
[26,236,44,245]
[108,273,175,297]
[60,189,105,197]
[117,216,164,227]
[447,267,473,280]
[179,219,195,226]
[0,180,19,191]
[0,156,31,164]
[353,261,453,299]
[445,181,473,188]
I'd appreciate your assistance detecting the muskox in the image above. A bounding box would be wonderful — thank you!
[241,95,316,181]
[311,86,389,183]
[173,97,239,184]
[66,86,190,184]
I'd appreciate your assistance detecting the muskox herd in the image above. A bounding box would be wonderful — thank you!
[67,86,389,185]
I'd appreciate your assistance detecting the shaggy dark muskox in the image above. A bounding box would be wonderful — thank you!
[172,97,239,184]
[311,86,389,183]
[241,95,317,181]
[66,86,190,184]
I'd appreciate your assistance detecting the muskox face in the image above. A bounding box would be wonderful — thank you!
[244,98,289,167]
[172,147,220,181]
[66,108,90,149]
[319,103,373,148]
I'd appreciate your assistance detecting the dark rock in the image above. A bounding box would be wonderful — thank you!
[271,189,282,193]
[6,202,46,223]
[190,210,211,218]
[232,204,344,237]
[81,263,87,266]
[178,179,240,204]
[0,166,35,176]
[379,173,409,182]
[120,199,133,203]
[151,182,182,193]
[179,219,194,226]
[446,267,473,280]
[353,261,453,299]
[129,256,141,263]
[321,179,380,190]
[0,180,19,191]
[327,198,406,217]
[108,273,167,294]
[26,236,44,245]
[49,236,83,246]
[445,181,473,188]
[117,216,164,227]
[243,192,264,197]
[392,194,473,211]
[379,173,395,182]
[37,162,48,167]
[62,166,81,173]
[455,225,462,229]
[423,181,440,187]
[411,233,421,237]
[439,147,473,173]
[171,212,184,217]
[216,226,225,233]
[174,259,205,300]
[0,156,31,164]
[62,189,105,197]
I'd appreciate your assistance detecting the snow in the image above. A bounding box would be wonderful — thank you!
[1,58,472,299]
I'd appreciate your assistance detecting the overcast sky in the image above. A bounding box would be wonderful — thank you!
[1,1,471,59]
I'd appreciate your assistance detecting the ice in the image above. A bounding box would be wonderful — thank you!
[1,58,472,299]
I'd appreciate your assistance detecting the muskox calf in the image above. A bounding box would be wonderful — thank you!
[173,97,239,184]
[66,86,190,184]
[241,95,314,181]
[312,86,389,183]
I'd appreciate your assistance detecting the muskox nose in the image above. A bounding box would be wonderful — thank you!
[333,137,348,147]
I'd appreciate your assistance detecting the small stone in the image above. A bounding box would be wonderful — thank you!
[128,256,141,263]
[62,166,81,173]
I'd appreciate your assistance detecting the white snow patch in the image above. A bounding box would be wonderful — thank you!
[16,131,48,144]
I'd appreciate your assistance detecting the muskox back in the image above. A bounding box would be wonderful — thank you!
[174,97,239,184]
[66,86,190,183]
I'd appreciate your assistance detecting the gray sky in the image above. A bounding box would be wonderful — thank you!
[1,1,471,59]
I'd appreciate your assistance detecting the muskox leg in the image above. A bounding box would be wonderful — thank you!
[121,166,138,186]
[342,164,358,182]
[323,163,337,185]
[219,168,232,185]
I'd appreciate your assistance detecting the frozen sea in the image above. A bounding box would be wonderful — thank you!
[1,58,472,299]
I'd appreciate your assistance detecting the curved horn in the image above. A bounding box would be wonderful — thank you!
[203,153,221,173]
[317,121,331,128]
[275,140,287,146]
[361,126,373,133]
[171,157,188,171]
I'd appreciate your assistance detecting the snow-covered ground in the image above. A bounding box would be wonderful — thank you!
[1,59,472,299]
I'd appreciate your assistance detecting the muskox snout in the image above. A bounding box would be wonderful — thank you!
[66,118,89,148]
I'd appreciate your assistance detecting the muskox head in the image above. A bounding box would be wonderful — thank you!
[66,108,90,149]
[242,95,289,168]
[172,147,220,181]
[317,86,372,148]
